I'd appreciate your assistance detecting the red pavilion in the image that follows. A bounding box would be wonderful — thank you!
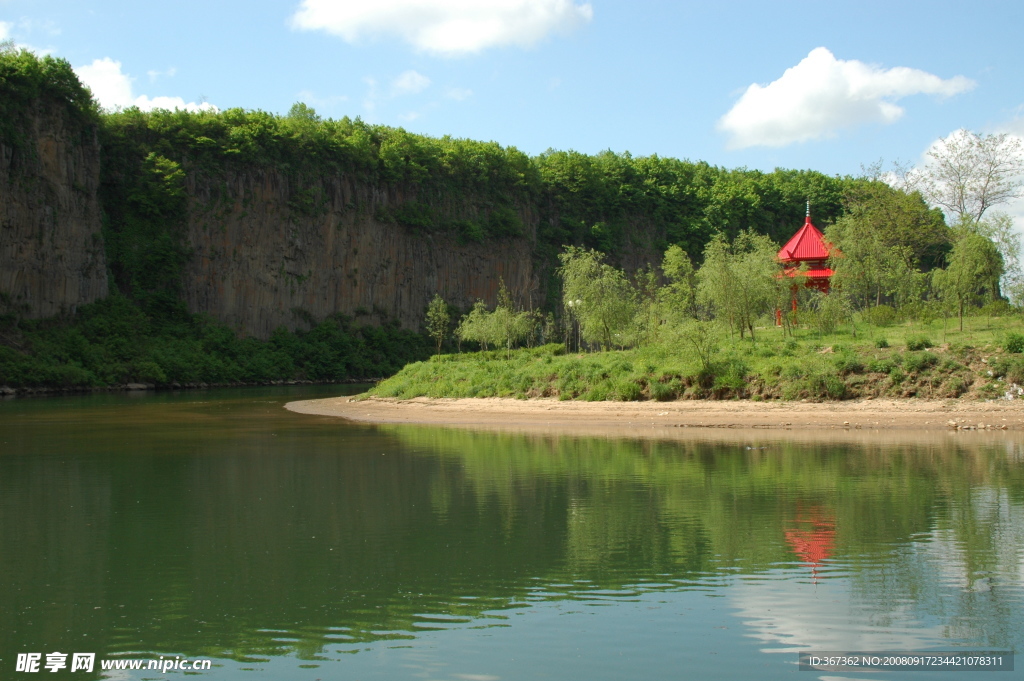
[778,204,834,292]
[776,205,835,324]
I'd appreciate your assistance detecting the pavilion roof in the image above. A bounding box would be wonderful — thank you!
[778,215,831,262]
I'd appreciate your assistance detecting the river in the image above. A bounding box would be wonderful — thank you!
[2,386,1022,679]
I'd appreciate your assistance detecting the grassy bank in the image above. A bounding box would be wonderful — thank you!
[368,315,1024,402]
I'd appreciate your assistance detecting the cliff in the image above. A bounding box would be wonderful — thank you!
[182,170,540,338]
[0,99,108,317]
[3,66,850,342]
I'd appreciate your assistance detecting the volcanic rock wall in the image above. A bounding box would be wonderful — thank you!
[0,101,108,316]
[182,170,540,338]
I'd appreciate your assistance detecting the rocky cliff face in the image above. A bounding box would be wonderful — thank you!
[182,170,540,338]
[0,101,107,316]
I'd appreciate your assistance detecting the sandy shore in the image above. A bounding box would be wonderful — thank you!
[287,394,1024,435]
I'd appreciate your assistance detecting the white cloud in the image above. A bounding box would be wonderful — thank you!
[445,86,472,101]
[290,0,593,56]
[392,69,431,96]
[718,47,975,149]
[0,21,12,41]
[74,58,215,113]
[75,58,134,108]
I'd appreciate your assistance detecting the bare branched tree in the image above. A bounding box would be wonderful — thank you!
[915,130,1024,223]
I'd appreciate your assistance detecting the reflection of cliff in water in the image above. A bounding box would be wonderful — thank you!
[2,397,1023,664]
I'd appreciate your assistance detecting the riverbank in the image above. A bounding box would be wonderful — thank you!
[0,377,379,398]
[287,394,1024,434]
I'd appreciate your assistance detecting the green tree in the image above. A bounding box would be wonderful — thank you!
[678,320,719,371]
[826,174,950,316]
[826,214,921,311]
[491,282,536,359]
[456,300,494,351]
[933,232,1004,331]
[841,175,950,271]
[660,245,698,321]
[455,283,534,358]
[697,231,779,340]
[558,247,637,350]
[631,265,661,347]
[974,212,1024,304]
[425,293,450,356]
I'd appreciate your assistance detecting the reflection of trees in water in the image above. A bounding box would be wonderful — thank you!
[395,426,1024,649]
[846,487,1024,650]
[2,418,1023,664]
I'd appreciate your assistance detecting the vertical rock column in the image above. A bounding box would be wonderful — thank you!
[0,101,108,317]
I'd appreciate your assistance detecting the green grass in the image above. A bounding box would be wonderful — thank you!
[367,312,1024,402]
[0,295,431,389]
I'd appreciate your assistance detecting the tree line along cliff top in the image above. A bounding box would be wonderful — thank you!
[3,48,870,263]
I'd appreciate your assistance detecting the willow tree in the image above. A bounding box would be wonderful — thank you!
[558,246,636,350]
[455,282,534,358]
[697,231,779,340]
[933,232,1004,331]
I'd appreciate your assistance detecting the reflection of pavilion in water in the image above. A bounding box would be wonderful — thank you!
[784,506,835,582]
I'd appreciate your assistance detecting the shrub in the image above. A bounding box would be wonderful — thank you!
[990,357,1024,384]
[1004,333,1024,354]
[651,380,678,401]
[864,304,897,327]
[941,376,968,398]
[875,338,889,349]
[781,364,804,380]
[712,358,750,394]
[615,379,643,401]
[834,353,864,376]
[903,351,938,373]
[868,357,896,373]
[981,300,1012,317]
[978,382,1001,399]
[939,357,963,372]
[807,372,846,399]
[948,342,974,358]
[906,336,934,351]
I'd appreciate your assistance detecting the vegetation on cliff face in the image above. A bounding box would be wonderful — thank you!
[0,45,98,145]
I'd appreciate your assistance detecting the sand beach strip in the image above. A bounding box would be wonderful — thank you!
[287,395,1024,435]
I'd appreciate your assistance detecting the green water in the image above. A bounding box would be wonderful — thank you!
[2,387,1023,680]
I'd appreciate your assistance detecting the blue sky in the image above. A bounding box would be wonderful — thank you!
[3,0,1022,184]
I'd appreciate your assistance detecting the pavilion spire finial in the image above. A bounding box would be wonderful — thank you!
[806,200,810,218]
